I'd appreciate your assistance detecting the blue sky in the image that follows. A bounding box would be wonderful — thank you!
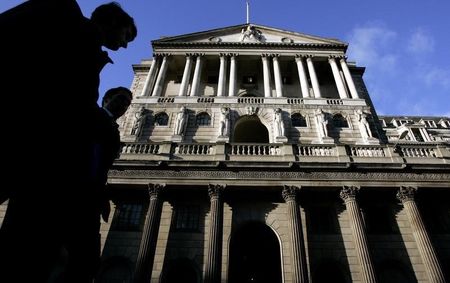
[2,0,449,116]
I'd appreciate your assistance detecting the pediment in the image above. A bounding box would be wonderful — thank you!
[153,23,346,46]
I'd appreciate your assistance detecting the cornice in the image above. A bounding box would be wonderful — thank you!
[152,42,347,52]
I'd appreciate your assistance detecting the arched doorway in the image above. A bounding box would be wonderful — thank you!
[233,116,269,143]
[228,222,282,283]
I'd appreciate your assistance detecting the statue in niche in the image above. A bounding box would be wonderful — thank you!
[315,108,329,138]
[240,25,263,42]
[356,110,372,139]
[131,107,148,137]
[219,107,230,137]
[174,106,188,136]
[273,108,285,137]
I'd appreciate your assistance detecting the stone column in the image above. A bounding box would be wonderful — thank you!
[295,55,309,98]
[282,185,309,283]
[228,54,237,97]
[340,186,377,283]
[397,187,446,283]
[141,55,160,97]
[151,54,169,97]
[217,54,227,97]
[340,57,360,99]
[306,56,322,98]
[190,54,203,97]
[204,184,225,283]
[178,54,193,97]
[329,56,348,99]
[273,55,283,98]
[134,183,165,283]
[262,54,271,97]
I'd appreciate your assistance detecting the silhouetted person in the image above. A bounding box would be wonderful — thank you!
[60,87,132,283]
[0,1,137,282]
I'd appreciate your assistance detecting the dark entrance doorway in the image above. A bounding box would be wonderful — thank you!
[162,258,198,283]
[228,222,282,283]
[232,116,269,143]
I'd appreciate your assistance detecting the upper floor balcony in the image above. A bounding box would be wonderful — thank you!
[116,142,450,170]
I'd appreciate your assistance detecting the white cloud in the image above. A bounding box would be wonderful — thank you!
[423,67,450,89]
[407,28,435,55]
[346,22,398,74]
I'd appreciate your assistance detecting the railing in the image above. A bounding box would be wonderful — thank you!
[237,97,264,104]
[118,142,449,165]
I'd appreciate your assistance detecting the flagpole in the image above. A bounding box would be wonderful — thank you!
[246,1,249,24]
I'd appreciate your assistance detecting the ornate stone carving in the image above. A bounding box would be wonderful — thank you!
[208,184,225,200]
[246,106,259,116]
[282,185,299,202]
[397,186,417,203]
[148,183,165,200]
[240,25,263,42]
[340,186,359,202]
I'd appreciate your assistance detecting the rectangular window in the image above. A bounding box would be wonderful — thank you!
[242,76,256,84]
[173,205,201,232]
[422,120,436,128]
[112,203,143,231]
[307,206,339,234]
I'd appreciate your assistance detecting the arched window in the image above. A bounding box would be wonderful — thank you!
[196,112,211,126]
[332,114,348,128]
[291,113,307,127]
[155,112,169,126]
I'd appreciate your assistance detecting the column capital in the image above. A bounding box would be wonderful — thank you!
[328,55,345,59]
[272,53,280,58]
[282,185,300,202]
[208,184,226,200]
[304,54,315,59]
[227,53,239,57]
[261,53,270,59]
[148,183,166,200]
[185,53,196,57]
[154,52,171,57]
[340,186,360,202]
[397,186,417,203]
[219,53,228,58]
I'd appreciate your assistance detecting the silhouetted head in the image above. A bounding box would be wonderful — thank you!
[91,2,137,50]
[102,86,132,119]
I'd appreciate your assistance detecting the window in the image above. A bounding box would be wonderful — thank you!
[307,206,339,234]
[332,114,348,128]
[196,112,211,126]
[173,205,201,232]
[364,205,396,234]
[155,112,169,126]
[174,75,183,84]
[207,76,218,84]
[291,113,307,127]
[422,120,436,128]
[411,128,425,142]
[440,120,450,128]
[112,203,143,231]
[379,119,386,127]
[242,76,256,84]
[282,76,292,85]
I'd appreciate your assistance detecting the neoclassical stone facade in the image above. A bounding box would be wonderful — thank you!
[1,23,449,283]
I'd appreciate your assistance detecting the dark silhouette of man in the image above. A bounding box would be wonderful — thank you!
[0,1,137,282]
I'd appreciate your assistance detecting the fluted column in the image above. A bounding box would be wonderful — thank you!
[217,54,227,97]
[329,56,348,99]
[228,54,237,97]
[282,185,309,283]
[340,57,360,99]
[204,184,225,283]
[262,54,271,97]
[178,55,193,97]
[340,186,377,283]
[134,183,165,283]
[295,55,309,98]
[190,54,203,96]
[397,187,446,283]
[141,55,160,97]
[306,56,322,98]
[151,54,169,97]
[273,55,283,98]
